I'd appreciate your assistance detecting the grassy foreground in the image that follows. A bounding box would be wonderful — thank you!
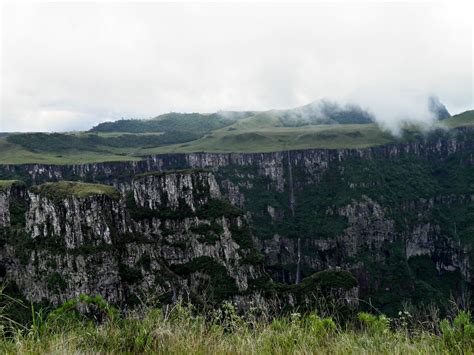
[1,294,473,354]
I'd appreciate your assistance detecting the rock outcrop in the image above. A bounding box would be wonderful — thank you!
[0,173,270,307]
[1,128,473,313]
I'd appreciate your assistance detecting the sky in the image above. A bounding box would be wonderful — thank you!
[0,1,472,132]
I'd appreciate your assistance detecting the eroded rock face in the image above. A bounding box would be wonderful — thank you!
[133,171,221,211]
[0,183,28,229]
[1,129,473,312]
[1,127,471,188]
[0,188,11,228]
[0,174,267,307]
[25,192,127,249]
[262,197,398,284]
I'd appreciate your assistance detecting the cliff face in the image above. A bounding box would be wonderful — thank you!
[132,171,222,211]
[0,182,27,229]
[26,193,127,249]
[0,188,10,228]
[0,128,473,314]
[0,127,472,188]
[0,173,270,308]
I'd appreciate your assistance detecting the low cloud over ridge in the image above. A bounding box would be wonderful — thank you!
[1,2,472,132]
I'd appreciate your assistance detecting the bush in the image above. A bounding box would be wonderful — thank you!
[305,314,337,337]
[47,294,119,328]
[357,312,390,335]
[440,311,474,348]
[47,272,67,294]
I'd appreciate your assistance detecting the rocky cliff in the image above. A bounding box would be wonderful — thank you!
[0,128,473,314]
[0,173,273,308]
[0,127,472,188]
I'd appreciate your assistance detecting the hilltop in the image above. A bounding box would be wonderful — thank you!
[0,101,472,165]
[89,100,374,134]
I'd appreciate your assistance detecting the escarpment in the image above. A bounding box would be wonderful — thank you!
[1,127,472,187]
[0,128,473,314]
[0,174,272,307]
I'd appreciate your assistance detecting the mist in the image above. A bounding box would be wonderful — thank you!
[1,2,472,132]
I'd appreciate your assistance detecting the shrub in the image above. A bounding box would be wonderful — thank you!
[47,272,67,294]
[47,294,119,328]
[305,314,337,337]
[440,311,474,348]
[299,269,358,292]
[357,312,390,335]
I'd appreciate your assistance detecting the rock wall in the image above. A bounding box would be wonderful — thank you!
[0,173,269,307]
[1,127,472,188]
[1,128,473,313]
[0,188,11,228]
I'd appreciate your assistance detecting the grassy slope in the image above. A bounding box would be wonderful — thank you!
[0,110,472,164]
[31,181,120,200]
[144,123,397,154]
[0,138,140,165]
[0,180,24,191]
[143,110,473,154]
[443,109,474,128]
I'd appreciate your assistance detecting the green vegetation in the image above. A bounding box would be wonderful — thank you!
[90,111,256,133]
[0,137,141,165]
[0,180,25,191]
[443,110,474,128]
[191,222,224,245]
[90,101,375,134]
[118,263,143,284]
[0,293,473,354]
[2,106,471,165]
[47,272,67,294]
[145,123,399,154]
[8,199,27,228]
[171,256,239,303]
[195,199,244,219]
[211,134,474,314]
[126,188,243,221]
[299,270,358,292]
[6,131,201,152]
[31,181,120,203]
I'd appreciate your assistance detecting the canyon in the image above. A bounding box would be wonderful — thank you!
[0,127,473,315]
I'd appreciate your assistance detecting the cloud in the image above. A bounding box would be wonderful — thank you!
[1,2,472,132]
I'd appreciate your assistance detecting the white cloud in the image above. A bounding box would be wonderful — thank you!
[1,1,472,132]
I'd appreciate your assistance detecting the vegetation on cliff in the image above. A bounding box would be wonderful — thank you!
[31,181,120,202]
[133,168,211,179]
[0,180,25,191]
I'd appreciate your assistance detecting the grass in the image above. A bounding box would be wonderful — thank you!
[0,294,473,354]
[1,110,472,164]
[0,138,140,165]
[443,110,474,128]
[141,123,396,154]
[0,180,24,191]
[31,181,120,202]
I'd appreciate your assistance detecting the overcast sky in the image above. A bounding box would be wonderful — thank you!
[1,1,472,132]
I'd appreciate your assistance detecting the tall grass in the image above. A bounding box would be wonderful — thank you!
[0,292,473,354]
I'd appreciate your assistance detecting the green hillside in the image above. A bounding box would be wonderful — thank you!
[0,107,472,165]
[144,123,398,154]
[90,111,257,134]
[443,110,474,128]
[89,101,374,134]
